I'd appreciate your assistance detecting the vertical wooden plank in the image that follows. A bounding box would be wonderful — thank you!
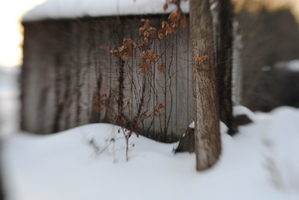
[107,18,125,125]
[59,19,84,131]
[176,22,194,137]
[152,24,167,141]
[45,21,69,133]
[75,20,87,128]
[59,20,76,132]
[88,19,111,123]
[21,16,194,142]
[187,21,194,131]
[165,33,178,142]
[22,22,41,133]
[86,19,102,123]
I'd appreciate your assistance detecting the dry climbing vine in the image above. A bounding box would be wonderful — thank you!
[94,0,188,161]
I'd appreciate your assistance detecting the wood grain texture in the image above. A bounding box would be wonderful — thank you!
[21,16,193,142]
[190,0,221,170]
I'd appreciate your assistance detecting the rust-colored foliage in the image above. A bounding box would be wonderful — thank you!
[170,22,179,30]
[168,11,181,22]
[140,50,157,62]
[161,21,168,29]
[139,19,157,46]
[158,9,186,39]
[180,15,187,27]
[163,3,169,11]
[110,19,158,75]
[167,25,176,34]
[158,21,175,37]
[158,62,165,72]
[158,32,165,40]
[110,38,138,59]
[93,93,107,112]
[158,103,165,109]
[138,49,157,74]
[197,56,206,63]
[159,0,188,39]
[138,62,151,75]
[123,38,138,49]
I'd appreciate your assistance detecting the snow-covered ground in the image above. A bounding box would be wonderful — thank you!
[1,67,299,200]
[0,66,20,135]
[275,60,299,72]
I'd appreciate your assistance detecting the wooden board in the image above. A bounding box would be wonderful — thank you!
[21,16,193,142]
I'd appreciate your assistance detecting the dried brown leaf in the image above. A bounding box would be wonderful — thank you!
[163,3,168,11]
[138,62,151,75]
[123,38,138,50]
[143,38,149,46]
[161,21,168,29]
[158,33,165,40]
[165,26,174,35]
[197,56,205,62]
[168,11,181,22]
[170,22,179,29]
[147,50,156,62]
[158,103,165,109]
[158,62,165,72]
[148,27,157,37]
[180,15,187,27]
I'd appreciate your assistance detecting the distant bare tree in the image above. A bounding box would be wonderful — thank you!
[237,7,299,111]
[216,0,235,135]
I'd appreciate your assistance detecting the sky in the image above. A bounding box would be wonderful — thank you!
[0,0,45,67]
[0,0,299,67]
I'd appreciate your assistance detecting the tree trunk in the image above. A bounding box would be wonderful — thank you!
[216,0,236,135]
[190,0,221,171]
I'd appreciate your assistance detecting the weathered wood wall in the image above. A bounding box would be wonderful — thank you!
[21,16,193,142]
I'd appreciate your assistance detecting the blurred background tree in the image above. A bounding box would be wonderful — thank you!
[234,0,299,111]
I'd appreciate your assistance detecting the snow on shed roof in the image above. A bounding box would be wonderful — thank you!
[22,0,189,22]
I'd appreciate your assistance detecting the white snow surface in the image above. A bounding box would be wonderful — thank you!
[1,107,299,200]
[189,121,194,128]
[23,0,189,21]
[1,68,299,200]
[283,60,299,72]
[0,66,20,135]
[189,105,257,129]
[275,60,299,72]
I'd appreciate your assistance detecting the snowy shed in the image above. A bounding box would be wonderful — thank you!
[21,0,194,142]
[21,0,242,142]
